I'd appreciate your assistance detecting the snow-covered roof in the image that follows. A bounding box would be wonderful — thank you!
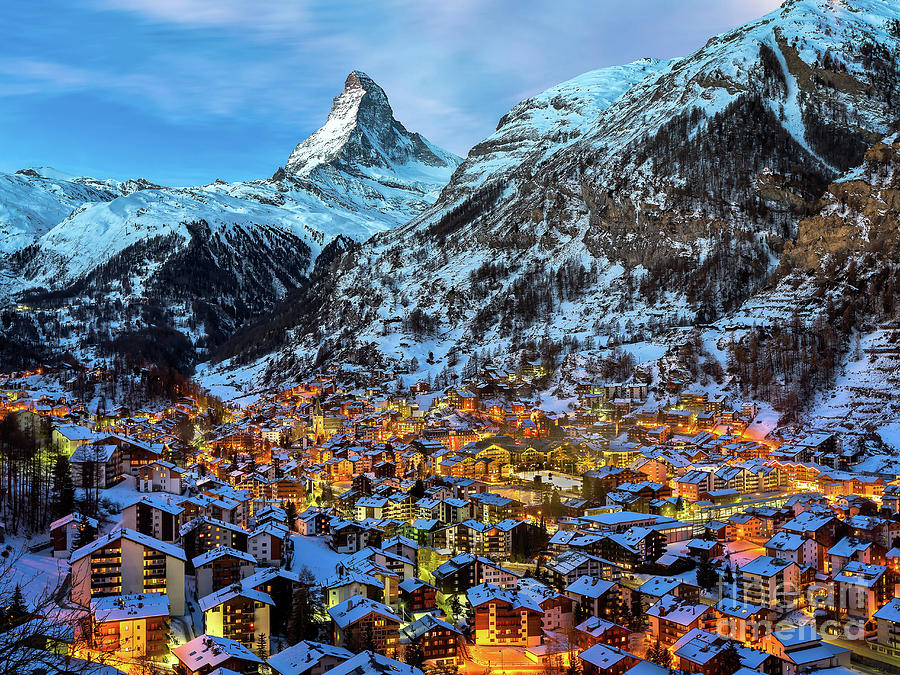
[91,593,169,622]
[646,594,711,625]
[267,640,354,675]
[70,527,186,562]
[873,597,900,623]
[173,634,263,670]
[317,651,424,675]
[740,555,794,578]
[49,512,99,531]
[198,583,274,612]
[578,643,636,669]
[564,575,617,598]
[192,546,256,568]
[327,595,400,628]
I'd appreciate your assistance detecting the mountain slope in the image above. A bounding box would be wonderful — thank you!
[0,72,460,368]
[214,0,900,387]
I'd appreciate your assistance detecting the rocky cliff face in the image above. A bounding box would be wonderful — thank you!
[211,0,900,388]
[738,135,900,324]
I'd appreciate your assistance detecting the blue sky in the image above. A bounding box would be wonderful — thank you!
[1,0,781,185]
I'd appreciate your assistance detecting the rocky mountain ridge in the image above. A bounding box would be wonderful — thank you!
[0,72,460,369]
[210,0,900,391]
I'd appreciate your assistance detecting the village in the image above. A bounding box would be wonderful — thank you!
[1,357,900,675]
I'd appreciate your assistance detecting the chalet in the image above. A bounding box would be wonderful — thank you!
[328,595,401,657]
[249,522,289,566]
[49,513,98,559]
[763,532,818,570]
[121,495,184,544]
[873,597,900,656]
[139,459,184,494]
[734,556,799,611]
[70,443,120,489]
[90,592,170,659]
[647,594,715,647]
[565,576,625,621]
[831,561,887,620]
[672,628,778,675]
[173,633,264,675]
[180,517,249,563]
[331,520,383,554]
[765,626,850,675]
[726,513,761,541]
[399,613,461,666]
[638,577,701,604]
[266,640,353,675]
[713,598,775,645]
[398,577,437,614]
[295,507,332,536]
[467,582,543,647]
[576,616,631,649]
[544,550,623,588]
[578,643,639,675]
[199,583,274,655]
[192,547,257,599]
[52,424,97,457]
[826,536,881,576]
[686,538,723,560]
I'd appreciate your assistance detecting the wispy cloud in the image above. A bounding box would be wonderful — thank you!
[0,0,784,182]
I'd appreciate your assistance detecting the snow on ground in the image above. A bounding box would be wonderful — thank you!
[724,541,765,568]
[5,545,68,607]
[517,470,582,491]
[289,535,346,582]
[876,421,900,451]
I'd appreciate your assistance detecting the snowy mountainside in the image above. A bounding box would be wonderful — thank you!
[0,71,460,368]
[213,0,900,389]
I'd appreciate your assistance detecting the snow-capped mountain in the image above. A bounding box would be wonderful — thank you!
[0,72,460,368]
[212,0,900,387]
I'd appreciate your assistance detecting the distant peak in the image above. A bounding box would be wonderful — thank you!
[284,69,458,177]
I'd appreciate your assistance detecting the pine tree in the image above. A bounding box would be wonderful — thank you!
[52,455,75,518]
[286,567,322,644]
[10,585,27,621]
[647,638,671,668]
[404,634,425,668]
[696,558,718,592]
[449,594,463,625]
[285,501,298,531]
[714,642,743,675]
[409,479,426,499]
[321,482,334,506]
[255,631,268,658]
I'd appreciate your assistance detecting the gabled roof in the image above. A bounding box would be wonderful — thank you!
[70,527,186,562]
[564,575,617,599]
[198,583,274,612]
[318,651,424,675]
[267,640,354,675]
[192,546,256,568]
[578,643,636,669]
[399,613,459,641]
[91,593,169,622]
[646,594,711,625]
[328,595,400,628]
[466,582,543,613]
[173,634,263,670]
[740,555,794,578]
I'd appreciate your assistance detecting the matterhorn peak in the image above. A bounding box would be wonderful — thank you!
[284,70,459,178]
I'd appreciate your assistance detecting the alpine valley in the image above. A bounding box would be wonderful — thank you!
[5,0,900,432]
